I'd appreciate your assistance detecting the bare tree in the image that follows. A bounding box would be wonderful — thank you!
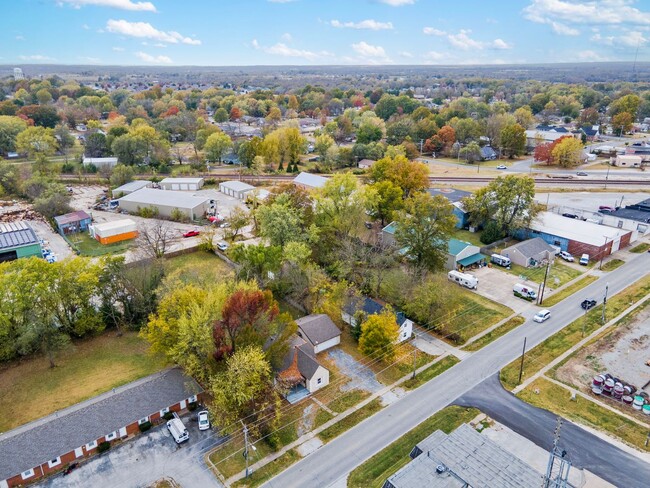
[137,221,176,259]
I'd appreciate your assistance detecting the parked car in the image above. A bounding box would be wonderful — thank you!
[598,205,615,212]
[496,164,507,170]
[219,222,230,228]
[183,230,200,238]
[216,241,229,251]
[198,410,210,431]
[562,213,579,219]
[579,253,590,265]
[581,299,597,310]
[533,309,551,323]
[576,171,588,176]
[559,251,574,262]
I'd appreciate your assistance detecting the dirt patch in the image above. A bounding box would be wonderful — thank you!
[297,403,316,437]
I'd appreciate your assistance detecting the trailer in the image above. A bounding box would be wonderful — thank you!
[89,219,138,245]
[448,270,478,289]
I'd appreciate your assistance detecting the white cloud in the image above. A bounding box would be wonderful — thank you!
[251,39,331,61]
[550,21,580,36]
[378,0,415,5]
[281,33,293,41]
[135,51,172,64]
[112,46,125,51]
[19,54,56,61]
[592,30,647,47]
[60,0,156,12]
[399,51,414,58]
[577,50,610,61]
[331,19,393,30]
[351,41,392,63]
[523,0,650,27]
[106,19,201,45]
[491,38,512,49]
[447,30,485,50]
[153,42,167,48]
[422,51,445,62]
[423,27,446,36]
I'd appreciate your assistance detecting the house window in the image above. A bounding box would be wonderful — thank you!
[617,220,623,228]
[86,440,98,451]
[160,407,169,416]
[188,395,197,403]
[638,224,648,233]
[138,417,149,425]
[105,431,117,441]
[21,469,35,480]
[48,457,61,468]
[317,378,322,385]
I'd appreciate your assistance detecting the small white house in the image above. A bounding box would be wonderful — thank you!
[342,296,413,343]
[277,338,330,396]
[159,178,204,191]
[296,314,341,354]
[219,180,255,200]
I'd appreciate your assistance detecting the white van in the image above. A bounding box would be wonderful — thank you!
[448,270,478,289]
[167,417,189,444]
[513,283,537,301]
[579,254,590,266]
[491,254,511,267]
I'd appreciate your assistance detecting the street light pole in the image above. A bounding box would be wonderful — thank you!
[602,283,609,325]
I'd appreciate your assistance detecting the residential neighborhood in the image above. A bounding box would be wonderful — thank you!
[2,1,650,488]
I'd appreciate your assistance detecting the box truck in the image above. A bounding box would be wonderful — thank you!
[448,270,478,290]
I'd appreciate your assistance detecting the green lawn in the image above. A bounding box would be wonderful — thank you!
[0,332,167,432]
[500,275,650,390]
[463,316,526,352]
[347,406,479,488]
[601,259,625,272]
[66,232,134,257]
[500,261,582,289]
[518,379,650,452]
[452,229,483,247]
[401,355,460,390]
[541,275,598,307]
[163,251,233,284]
[629,242,650,253]
[231,449,301,488]
[318,398,383,442]
[434,292,513,345]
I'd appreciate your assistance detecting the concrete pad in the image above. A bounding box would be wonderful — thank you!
[297,437,323,457]
[472,265,539,312]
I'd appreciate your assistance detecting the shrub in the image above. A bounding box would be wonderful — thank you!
[84,163,98,174]
[188,401,198,412]
[97,441,111,453]
[137,206,159,218]
[158,163,171,174]
[480,220,503,245]
[61,162,77,174]
[138,421,152,432]
[170,207,186,222]
[162,411,174,421]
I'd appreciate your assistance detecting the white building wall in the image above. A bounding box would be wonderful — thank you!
[397,319,413,343]
[313,336,341,354]
[306,366,329,392]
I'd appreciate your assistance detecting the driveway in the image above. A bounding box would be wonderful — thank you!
[454,374,650,488]
[471,266,539,313]
[39,414,224,488]
[326,349,383,393]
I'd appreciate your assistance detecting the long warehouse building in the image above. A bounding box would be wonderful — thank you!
[118,188,212,220]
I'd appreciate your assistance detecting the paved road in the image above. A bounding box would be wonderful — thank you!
[263,251,650,488]
[39,416,224,488]
[455,374,650,488]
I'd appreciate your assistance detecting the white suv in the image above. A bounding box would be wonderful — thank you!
[559,251,574,262]
[533,310,551,323]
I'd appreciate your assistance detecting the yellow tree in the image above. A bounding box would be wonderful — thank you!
[359,310,399,361]
[551,137,584,168]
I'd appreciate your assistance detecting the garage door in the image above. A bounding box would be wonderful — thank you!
[181,184,189,190]
[172,184,180,190]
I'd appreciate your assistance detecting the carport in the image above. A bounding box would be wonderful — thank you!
[457,252,487,269]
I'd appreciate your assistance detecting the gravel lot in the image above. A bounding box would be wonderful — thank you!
[326,349,383,393]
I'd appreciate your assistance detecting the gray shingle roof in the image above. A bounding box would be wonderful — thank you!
[296,314,341,346]
[387,424,543,488]
[0,368,202,480]
[503,237,555,258]
[278,337,322,381]
[0,222,39,251]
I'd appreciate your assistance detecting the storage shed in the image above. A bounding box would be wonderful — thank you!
[112,180,152,198]
[54,210,92,235]
[159,177,204,191]
[118,188,212,220]
[0,222,42,263]
[89,219,138,245]
[219,180,255,200]
[293,172,328,190]
[83,157,118,169]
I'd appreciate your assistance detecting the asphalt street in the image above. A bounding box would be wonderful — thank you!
[455,373,650,488]
[262,251,650,488]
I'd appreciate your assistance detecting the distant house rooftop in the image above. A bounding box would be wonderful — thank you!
[296,314,341,347]
[504,237,555,258]
[159,177,205,184]
[529,211,630,247]
[118,188,209,208]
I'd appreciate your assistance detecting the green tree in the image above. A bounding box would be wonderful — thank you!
[368,180,403,225]
[394,192,456,273]
[609,94,640,119]
[214,107,229,123]
[500,123,526,158]
[16,126,58,158]
[204,131,233,164]
[404,274,462,332]
[314,172,367,239]
[109,164,136,187]
[229,243,283,286]
[611,112,633,136]
[369,155,428,197]
[358,310,399,361]
[459,141,482,163]
[513,106,535,129]
[551,137,584,167]
[53,124,75,162]
[257,194,305,247]
[463,175,538,236]
[314,133,335,159]
[0,115,28,154]
[223,206,250,242]
[0,160,20,196]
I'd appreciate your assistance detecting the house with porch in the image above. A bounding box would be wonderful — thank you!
[446,238,486,271]
[277,337,330,404]
[341,296,413,343]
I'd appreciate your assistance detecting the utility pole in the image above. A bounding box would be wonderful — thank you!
[538,259,551,305]
[518,337,527,385]
[412,348,418,380]
[602,283,609,325]
[241,420,250,478]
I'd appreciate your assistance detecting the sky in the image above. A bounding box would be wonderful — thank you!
[3,0,650,66]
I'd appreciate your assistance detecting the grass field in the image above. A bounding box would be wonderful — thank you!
[66,232,134,257]
[518,379,650,451]
[318,398,383,442]
[452,229,483,247]
[401,355,460,390]
[629,242,650,253]
[0,332,167,432]
[541,275,598,307]
[601,258,625,271]
[463,316,526,352]
[501,261,582,289]
[163,251,233,283]
[347,406,479,488]
[500,275,650,390]
[231,449,301,488]
[435,292,513,345]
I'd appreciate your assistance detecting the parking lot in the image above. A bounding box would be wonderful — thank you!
[471,266,540,313]
[39,413,224,488]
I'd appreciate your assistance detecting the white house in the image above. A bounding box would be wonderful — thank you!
[295,314,341,354]
[277,338,330,399]
[342,296,413,343]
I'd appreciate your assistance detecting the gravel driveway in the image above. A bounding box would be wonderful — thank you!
[327,349,383,393]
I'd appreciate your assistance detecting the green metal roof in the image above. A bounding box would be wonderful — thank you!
[383,222,398,235]
[447,238,472,256]
[457,253,487,267]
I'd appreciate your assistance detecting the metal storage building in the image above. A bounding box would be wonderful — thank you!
[159,177,204,191]
[118,188,212,220]
[89,219,138,245]
[0,222,42,263]
[293,172,328,190]
[54,210,92,235]
[112,180,152,198]
[219,180,255,200]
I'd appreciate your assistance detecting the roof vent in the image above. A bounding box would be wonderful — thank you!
[436,465,446,474]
